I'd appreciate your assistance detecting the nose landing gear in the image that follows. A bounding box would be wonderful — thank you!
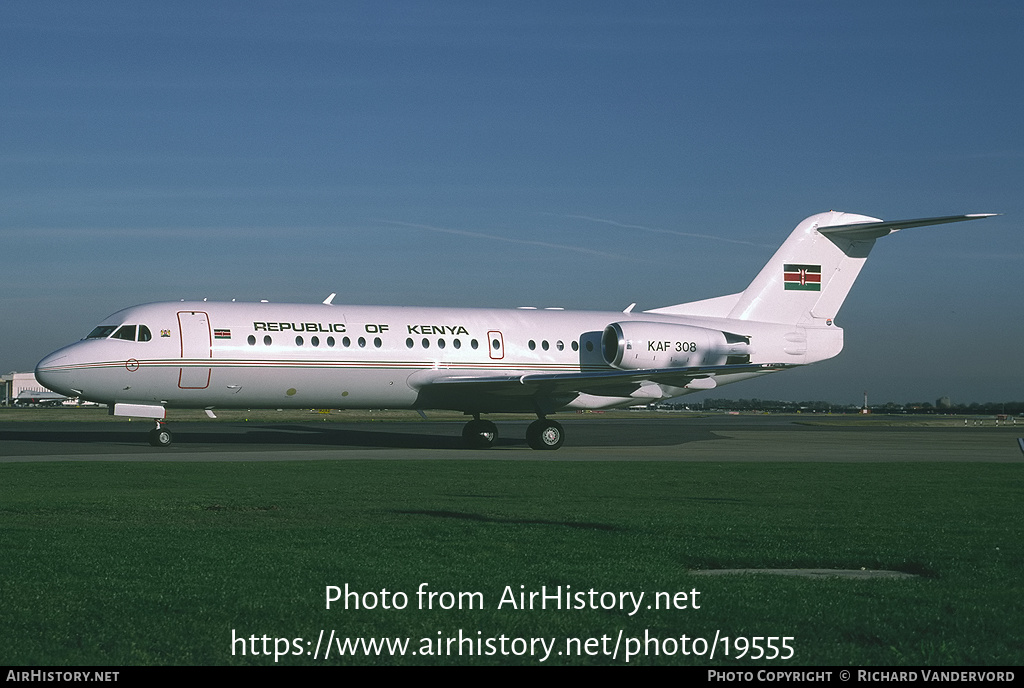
[148,420,173,447]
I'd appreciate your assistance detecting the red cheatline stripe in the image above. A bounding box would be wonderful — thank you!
[37,359,603,373]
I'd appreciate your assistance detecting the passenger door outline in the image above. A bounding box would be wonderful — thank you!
[178,311,212,389]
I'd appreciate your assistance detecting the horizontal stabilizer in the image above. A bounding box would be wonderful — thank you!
[819,213,997,240]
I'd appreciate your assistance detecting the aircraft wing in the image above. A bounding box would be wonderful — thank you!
[410,362,795,413]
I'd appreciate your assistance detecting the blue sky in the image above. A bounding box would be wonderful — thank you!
[3,2,1022,404]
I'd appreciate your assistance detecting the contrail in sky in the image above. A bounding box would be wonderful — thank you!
[563,214,770,247]
[378,220,629,260]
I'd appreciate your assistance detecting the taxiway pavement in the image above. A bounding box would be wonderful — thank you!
[1,416,1019,462]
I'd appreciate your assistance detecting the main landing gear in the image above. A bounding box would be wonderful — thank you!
[462,417,498,449]
[460,415,565,451]
[526,418,564,451]
[148,420,173,447]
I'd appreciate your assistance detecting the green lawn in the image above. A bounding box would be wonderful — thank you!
[2,460,1021,665]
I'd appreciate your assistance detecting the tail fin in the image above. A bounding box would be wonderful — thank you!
[726,211,995,326]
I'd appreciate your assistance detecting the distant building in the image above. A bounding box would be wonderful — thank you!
[936,396,952,409]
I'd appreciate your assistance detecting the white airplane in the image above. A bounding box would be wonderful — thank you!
[13,390,69,407]
[35,211,993,449]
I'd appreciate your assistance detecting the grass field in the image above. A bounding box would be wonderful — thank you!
[2,455,1021,665]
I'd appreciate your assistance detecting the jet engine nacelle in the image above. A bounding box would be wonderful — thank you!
[601,321,752,370]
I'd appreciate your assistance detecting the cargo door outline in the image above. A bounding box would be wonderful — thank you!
[178,311,212,389]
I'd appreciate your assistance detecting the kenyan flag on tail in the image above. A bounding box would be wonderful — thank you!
[783,264,821,291]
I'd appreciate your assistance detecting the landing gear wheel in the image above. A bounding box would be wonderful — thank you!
[149,426,173,447]
[527,419,564,450]
[462,419,498,449]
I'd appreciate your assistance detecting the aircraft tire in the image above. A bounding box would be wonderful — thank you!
[149,427,173,447]
[462,419,497,449]
[527,420,564,450]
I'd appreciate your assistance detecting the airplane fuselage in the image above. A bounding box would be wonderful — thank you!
[36,300,802,414]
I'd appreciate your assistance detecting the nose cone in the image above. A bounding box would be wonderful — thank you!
[35,347,78,397]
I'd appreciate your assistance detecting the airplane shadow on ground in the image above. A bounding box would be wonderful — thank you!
[391,510,621,530]
[0,421,727,451]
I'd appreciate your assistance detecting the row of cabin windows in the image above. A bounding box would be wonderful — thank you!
[529,339,583,352]
[246,335,382,348]
[407,338,479,350]
[86,326,595,355]
[243,334,594,353]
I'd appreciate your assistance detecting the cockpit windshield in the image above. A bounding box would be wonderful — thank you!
[86,325,117,339]
[111,325,137,341]
[85,324,153,342]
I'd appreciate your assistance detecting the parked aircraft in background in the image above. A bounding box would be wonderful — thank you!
[12,390,68,407]
[35,211,993,449]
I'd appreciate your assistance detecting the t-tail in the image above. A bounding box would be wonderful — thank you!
[727,211,995,327]
[648,210,995,366]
